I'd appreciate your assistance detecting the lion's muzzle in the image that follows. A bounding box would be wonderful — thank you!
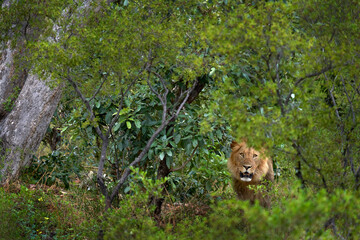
[240,172,253,182]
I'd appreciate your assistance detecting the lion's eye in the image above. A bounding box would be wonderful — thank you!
[253,154,258,158]
[239,153,245,158]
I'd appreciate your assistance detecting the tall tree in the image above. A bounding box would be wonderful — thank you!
[33,0,211,209]
[0,1,60,183]
[0,0,91,183]
[206,0,360,190]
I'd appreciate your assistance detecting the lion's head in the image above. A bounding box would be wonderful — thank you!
[228,141,270,183]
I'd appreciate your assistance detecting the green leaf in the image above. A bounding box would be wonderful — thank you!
[113,122,121,132]
[175,134,181,144]
[192,139,198,148]
[166,150,173,157]
[148,149,153,159]
[124,186,131,193]
[206,181,212,192]
[105,112,112,124]
[209,67,216,76]
[216,130,222,139]
[134,119,141,128]
[123,0,129,6]
[126,121,131,129]
[159,152,165,160]
[185,142,192,154]
[117,142,123,151]
[166,156,172,169]
[170,141,177,147]
[114,107,132,116]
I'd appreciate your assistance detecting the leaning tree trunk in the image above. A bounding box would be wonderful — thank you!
[0,46,63,184]
[0,0,94,184]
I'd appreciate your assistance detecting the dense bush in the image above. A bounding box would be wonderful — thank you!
[0,185,102,240]
[24,150,83,189]
[1,177,359,239]
[174,186,360,239]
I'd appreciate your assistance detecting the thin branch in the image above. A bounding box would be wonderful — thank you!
[275,53,285,115]
[294,65,333,86]
[341,75,356,124]
[151,69,168,94]
[109,79,197,202]
[170,145,198,172]
[284,65,333,105]
[355,166,360,186]
[65,72,105,140]
[107,67,145,134]
[109,127,120,180]
[356,82,360,97]
[65,71,114,200]
[146,69,170,122]
[292,141,328,190]
[97,138,110,199]
[325,218,346,240]
[340,75,357,175]
[110,116,172,202]
[146,71,163,103]
[88,77,107,102]
[329,80,342,123]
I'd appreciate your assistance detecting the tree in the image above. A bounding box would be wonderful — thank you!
[33,0,213,209]
[0,0,69,183]
[205,0,360,190]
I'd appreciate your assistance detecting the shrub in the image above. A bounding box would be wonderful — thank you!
[0,185,102,240]
[174,186,360,239]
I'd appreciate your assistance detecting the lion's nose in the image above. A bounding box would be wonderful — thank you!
[243,165,252,170]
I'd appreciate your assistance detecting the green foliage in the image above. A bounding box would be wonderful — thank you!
[0,190,22,240]
[175,187,360,240]
[0,185,102,240]
[2,86,21,113]
[3,0,360,238]
[169,151,230,201]
[24,150,82,189]
[0,0,69,47]
[204,0,360,191]
[102,168,170,240]
[32,0,208,92]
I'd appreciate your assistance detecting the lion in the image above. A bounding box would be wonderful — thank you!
[228,141,274,208]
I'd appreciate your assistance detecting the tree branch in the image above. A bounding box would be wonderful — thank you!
[88,76,107,102]
[341,76,356,124]
[170,145,198,172]
[65,72,105,140]
[274,53,285,115]
[292,141,328,190]
[284,65,333,105]
[328,78,342,123]
[107,66,145,134]
[109,79,197,202]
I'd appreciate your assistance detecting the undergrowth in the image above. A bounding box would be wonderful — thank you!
[1,175,359,240]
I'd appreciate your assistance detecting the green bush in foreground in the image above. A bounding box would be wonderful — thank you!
[0,186,102,240]
[1,179,359,239]
[174,188,360,240]
[100,173,359,240]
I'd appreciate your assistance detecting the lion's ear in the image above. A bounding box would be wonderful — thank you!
[231,141,238,150]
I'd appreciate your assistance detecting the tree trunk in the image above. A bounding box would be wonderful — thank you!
[0,0,94,184]
[0,46,63,183]
[153,76,208,216]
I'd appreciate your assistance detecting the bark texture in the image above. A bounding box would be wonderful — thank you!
[0,0,93,184]
[0,46,63,183]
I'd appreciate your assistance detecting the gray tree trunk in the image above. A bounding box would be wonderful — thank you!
[0,46,63,184]
[0,0,94,184]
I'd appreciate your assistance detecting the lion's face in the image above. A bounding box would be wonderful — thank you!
[228,141,264,183]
